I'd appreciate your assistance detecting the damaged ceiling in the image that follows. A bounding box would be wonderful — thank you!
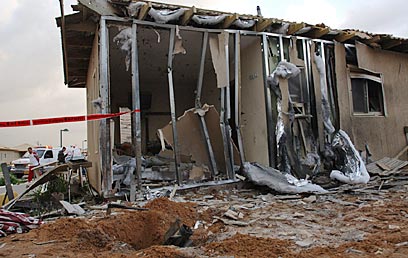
[56,0,408,88]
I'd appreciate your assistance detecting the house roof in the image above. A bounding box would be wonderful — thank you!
[0,146,20,152]
[12,143,34,152]
[57,0,408,88]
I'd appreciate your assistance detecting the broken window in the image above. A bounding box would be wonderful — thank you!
[350,72,385,116]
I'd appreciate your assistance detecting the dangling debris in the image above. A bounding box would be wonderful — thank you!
[330,130,370,184]
[148,8,186,24]
[113,27,132,71]
[232,19,256,29]
[313,53,335,135]
[127,2,146,18]
[192,14,227,25]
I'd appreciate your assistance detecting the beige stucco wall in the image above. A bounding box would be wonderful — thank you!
[86,34,101,193]
[335,42,408,160]
[0,150,20,164]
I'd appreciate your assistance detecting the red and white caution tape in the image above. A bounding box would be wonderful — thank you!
[0,109,140,128]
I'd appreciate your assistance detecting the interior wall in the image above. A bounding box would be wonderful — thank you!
[86,34,101,193]
[240,36,269,165]
[138,28,222,146]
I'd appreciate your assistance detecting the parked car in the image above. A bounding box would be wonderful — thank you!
[11,146,60,178]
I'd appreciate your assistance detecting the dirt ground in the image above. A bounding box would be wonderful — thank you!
[1,185,408,257]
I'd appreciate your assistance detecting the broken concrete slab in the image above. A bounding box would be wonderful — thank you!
[59,201,85,215]
[242,162,327,194]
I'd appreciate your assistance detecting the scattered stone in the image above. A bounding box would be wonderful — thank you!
[303,195,317,203]
[224,210,239,220]
[295,239,314,248]
[388,225,401,230]
[396,241,408,247]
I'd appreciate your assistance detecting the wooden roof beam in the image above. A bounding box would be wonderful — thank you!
[66,43,93,49]
[287,23,305,35]
[181,6,196,25]
[306,27,330,38]
[65,21,96,33]
[138,1,152,20]
[256,18,274,32]
[335,31,355,43]
[363,35,381,45]
[222,13,239,28]
[381,40,403,50]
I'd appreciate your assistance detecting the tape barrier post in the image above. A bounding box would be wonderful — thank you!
[0,109,140,128]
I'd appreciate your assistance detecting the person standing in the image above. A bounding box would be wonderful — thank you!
[58,147,67,164]
[27,147,39,182]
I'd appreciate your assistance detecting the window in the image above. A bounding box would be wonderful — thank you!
[350,72,385,116]
[44,150,53,159]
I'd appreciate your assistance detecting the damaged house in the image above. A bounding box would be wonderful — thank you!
[56,0,408,198]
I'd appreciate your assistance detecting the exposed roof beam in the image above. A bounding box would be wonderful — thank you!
[66,44,93,49]
[306,27,330,38]
[222,13,239,28]
[363,35,381,45]
[138,1,152,20]
[287,22,305,35]
[66,21,96,32]
[181,6,196,25]
[256,18,274,32]
[335,31,355,43]
[381,39,403,50]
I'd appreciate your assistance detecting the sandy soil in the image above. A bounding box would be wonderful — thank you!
[1,186,408,257]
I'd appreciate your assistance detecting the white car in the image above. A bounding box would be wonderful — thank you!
[11,146,60,178]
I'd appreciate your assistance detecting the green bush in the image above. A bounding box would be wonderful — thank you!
[0,173,22,186]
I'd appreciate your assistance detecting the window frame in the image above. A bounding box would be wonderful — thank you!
[348,69,387,117]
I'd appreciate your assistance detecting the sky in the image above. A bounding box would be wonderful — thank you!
[0,0,407,149]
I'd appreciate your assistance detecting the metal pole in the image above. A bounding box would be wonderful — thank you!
[60,130,62,147]
[167,28,182,185]
[99,17,112,196]
[224,33,234,179]
[130,23,143,201]
[195,32,208,107]
[262,34,276,168]
[279,36,285,61]
[199,115,218,178]
[234,32,245,165]
[195,31,218,178]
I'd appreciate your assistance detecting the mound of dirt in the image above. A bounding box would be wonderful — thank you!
[204,233,296,258]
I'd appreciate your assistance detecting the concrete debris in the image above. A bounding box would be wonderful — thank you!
[295,239,314,248]
[59,201,85,215]
[303,195,317,203]
[242,162,328,194]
